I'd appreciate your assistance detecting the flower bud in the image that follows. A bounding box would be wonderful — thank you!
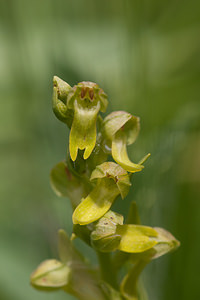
[30,259,71,290]
[91,211,123,252]
[72,162,131,225]
[103,111,149,173]
[67,81,108,161]
[52,76,73,127]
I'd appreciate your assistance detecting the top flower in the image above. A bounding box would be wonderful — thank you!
[53,77,108,161]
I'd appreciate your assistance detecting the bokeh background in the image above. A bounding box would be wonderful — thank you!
[0,0,200,299]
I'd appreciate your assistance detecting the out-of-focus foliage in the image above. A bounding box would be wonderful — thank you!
[0,0,199,299]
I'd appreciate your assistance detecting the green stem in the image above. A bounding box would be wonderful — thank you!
[97,251,118,289]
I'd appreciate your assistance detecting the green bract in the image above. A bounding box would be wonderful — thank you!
[72,162,131,225]
[50,160,88,208]
[103,111,150,172]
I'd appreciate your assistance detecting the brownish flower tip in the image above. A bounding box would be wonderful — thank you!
[89,89,94,100]
[81,87,87,99]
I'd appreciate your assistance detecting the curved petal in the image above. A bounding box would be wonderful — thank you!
[72,178,120,225]
[112,133,144,173]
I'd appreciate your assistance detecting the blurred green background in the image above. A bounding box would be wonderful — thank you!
[0,0,200,299]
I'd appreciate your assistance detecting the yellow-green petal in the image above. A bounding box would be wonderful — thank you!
[117,224,158,253]
[69,100,100,161]
[72,178,120,225]
[72,162,131,225]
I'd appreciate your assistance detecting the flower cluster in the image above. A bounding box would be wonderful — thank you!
[30,77,180,300]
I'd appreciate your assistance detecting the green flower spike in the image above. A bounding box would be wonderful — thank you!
[103,111,150,173]
[72,162,131,225]
[67,81,108,161]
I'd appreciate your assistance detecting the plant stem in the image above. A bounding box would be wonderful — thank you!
[96,251,118,289]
